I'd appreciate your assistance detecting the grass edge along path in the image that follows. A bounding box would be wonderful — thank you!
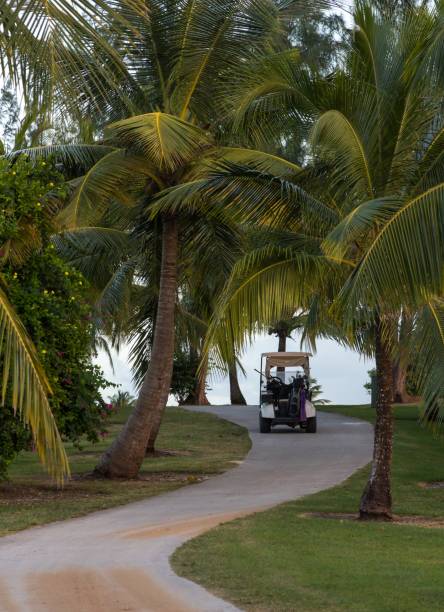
[0,406,251,537]
[172,405,444,612]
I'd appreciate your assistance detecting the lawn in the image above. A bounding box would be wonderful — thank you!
[172,405,444,612]
[0,406,250,537]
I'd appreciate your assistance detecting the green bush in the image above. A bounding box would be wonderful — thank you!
[0,156,111,478]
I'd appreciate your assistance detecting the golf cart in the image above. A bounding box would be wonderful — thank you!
[258,352,317,433]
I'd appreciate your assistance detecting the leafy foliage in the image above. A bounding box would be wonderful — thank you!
[4,249,111,444]
[0,157,111,479]
[175,1,444,429]
[309,377,330,405]
[109,390,136,413]
[170,348,201,405]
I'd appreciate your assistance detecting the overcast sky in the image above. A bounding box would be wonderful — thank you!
[97,333,373,406]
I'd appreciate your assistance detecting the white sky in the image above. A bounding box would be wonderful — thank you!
[96,333,373,406]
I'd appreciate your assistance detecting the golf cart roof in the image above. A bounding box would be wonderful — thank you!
[262,352,312,370]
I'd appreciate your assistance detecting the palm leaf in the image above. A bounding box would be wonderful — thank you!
[1,0,140,114]
[58,150,162,228]
[0,282,69,483]
[336,183,444,311]
[151,162,338,235]
[218,147,302,176]
[8,144,117,171]
[105,112,211,172]
[311,109,374,199]
[171,0,281,119]
[322,196,402,259]
[203,245,344,368]
[52,227,132,289]
[229,48,318,146]
[412,299,444,432]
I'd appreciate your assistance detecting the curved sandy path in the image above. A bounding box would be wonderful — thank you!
[0,406,372,612]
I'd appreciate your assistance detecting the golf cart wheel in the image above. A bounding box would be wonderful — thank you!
[259,414,272,433]
[306,417,317,433]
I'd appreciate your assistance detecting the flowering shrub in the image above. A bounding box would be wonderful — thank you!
[0,156,112,477]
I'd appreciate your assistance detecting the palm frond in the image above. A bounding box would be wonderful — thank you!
[203,245,344,368]
[322,196,401,259]
[171,0,282,120]
[52,227,133,288]
[152,162,339,234]
[58,151,161,228]
[336,183,444,310]
[0,282,69,483]
[105,112,211,172]
[219,147,302,176]
[311,108,374,200]
[412,299,444,431]
[229,49,319,146]
[96,258,137,320]
[8,144,117,172]
[1,0,142,115]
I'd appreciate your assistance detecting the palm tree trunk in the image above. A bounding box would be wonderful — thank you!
[278,331,286,353]
[95,217,178,478]
[145,408,165,456]
[194,353,210,405]
[277,331,286,373]
[359,320,394,520]
[180,352,210,406]
[229,363,246,405]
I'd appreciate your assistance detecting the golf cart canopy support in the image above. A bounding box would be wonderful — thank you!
[262,352,312,376]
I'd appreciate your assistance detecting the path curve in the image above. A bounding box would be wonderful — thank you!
[0,406,373,612]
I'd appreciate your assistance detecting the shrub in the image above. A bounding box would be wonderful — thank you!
[0,156,111,477]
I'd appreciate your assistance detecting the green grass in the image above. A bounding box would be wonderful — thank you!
[0,406,250,537]
[172,405,444,612]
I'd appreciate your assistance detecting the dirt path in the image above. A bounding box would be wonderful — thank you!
[0,406,372,612]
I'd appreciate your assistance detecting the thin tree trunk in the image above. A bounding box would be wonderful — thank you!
[95,217,178,478]
[229,363,246,405]
[145,409,164,455]
[359,320,394,520]
[180,353,210,407]
[277,331,286,373]
[194,353,210,405]
[278,331,286,353]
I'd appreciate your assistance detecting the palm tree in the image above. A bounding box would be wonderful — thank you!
[157,1,444,519]
[15,1,306,479]
[2,1,337,478]
[109,390,136,413]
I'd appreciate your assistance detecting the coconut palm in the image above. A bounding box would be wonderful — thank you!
[14,0,316,479]
[2,0,341,479]
[156,1,444,519]
[109,390,136,413]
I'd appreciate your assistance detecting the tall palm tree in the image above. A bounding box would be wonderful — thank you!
[156,1,444,519]
[12,0,306,477]
[3,1,305,478]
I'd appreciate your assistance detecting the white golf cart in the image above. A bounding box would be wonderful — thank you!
[259,352,317,433]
